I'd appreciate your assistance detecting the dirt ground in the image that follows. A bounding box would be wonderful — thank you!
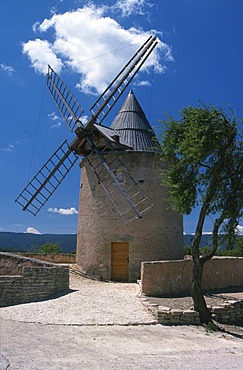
[1,274,243,369]
[1,319,243,370]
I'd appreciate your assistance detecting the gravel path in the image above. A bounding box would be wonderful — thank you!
[0,274,156,326]
[1,273,243,370]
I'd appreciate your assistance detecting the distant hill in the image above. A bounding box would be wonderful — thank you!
[183,234,213,247]
[0,232,240,253]
[0,232,77,253]
[184,234,243,249]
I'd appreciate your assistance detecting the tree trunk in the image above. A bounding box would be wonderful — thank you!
[191,259,212,323]
[191,216,224,324]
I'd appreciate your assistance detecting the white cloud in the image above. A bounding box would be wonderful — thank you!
[22,4,173,95]
[1,144,14,152]
[114,0,153,18]
[22,39,63,74]
[236,225,243,235]
[48,112,60,121]
[0,63,15,76]
[25,227,41,235]
[134,80,151,87]
[48,207,78,215]
[80,115,89,125]
[183,231,212,236]
[51,122,61,128]
[48,112,62,128]
[32,21,40,33]
[15,134,28,145]
[1,135,28,152]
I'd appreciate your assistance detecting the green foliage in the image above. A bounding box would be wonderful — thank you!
[160,103,242,323]
[39,243,61,254]
[184,246,191,255]
[160,103,243,243]
[219,249,242,257]
[199,246,211,256]
[236,237,243,255]
[184,240,243,257]
[218,239,243,257]
[203,322,220,333]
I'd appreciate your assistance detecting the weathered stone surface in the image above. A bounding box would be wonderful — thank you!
[76,152,183,282]
[152,295,242,326]
[141,257,243,297]
[211,307,226,313]
[170,309,183,316]
[158,306,171,311]
[0,253,69,307]
[183,310,199,317]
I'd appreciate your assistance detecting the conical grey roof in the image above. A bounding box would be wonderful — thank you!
[110,91,157,152]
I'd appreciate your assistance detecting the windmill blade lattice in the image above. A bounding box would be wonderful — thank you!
[47,65,84,132]
[15,141,78,215]
[87,145,152,224]
[90,35,158,125]
[16,35,157,221]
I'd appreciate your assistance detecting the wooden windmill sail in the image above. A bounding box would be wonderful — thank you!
[15,36,158,224]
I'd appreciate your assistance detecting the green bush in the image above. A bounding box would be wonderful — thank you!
[184,240,243,257]
[184,246,191,255]
[39,243,61,254]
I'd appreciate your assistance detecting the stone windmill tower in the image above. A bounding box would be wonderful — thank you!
[16,36,183,282]
[76,90,183,282]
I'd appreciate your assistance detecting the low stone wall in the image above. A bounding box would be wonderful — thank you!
[141,298,243,325]
[0,252,69,307]
[157,307,200,325]
[209,300,243,324]
[0,252,51,275]
[141,257,243,297]
[19,253,76,264]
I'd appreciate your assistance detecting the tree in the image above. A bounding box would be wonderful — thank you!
[39,243,61,254]
[159,104,243,323]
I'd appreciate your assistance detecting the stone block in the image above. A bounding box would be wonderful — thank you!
[183,310,199,317]
[169,318,180,324]
[158,312,170,320]
[179,317,192,324]
[170,309,183,316]
[211,307,226,313]
[158,318,170,324]
[158,306,171,312]
[227,300,240,306]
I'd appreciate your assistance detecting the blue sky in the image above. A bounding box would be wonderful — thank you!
[0,0,242,235]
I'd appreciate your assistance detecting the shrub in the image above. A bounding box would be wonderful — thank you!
[39,243,61,254]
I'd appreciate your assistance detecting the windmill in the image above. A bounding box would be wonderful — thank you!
[15,35,158,225]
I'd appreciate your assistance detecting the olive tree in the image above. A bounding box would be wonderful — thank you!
[159,104,243,323]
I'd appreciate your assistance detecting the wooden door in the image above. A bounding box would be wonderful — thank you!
[111,242,129,281]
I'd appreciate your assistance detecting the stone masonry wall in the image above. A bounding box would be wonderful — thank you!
[0,252,69,307]
[77,152,183,282]
[141,257,243,325]
[141,257,243,297]
[0,252,52,275]
[208,299,243,324]
[141,298,243,325]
